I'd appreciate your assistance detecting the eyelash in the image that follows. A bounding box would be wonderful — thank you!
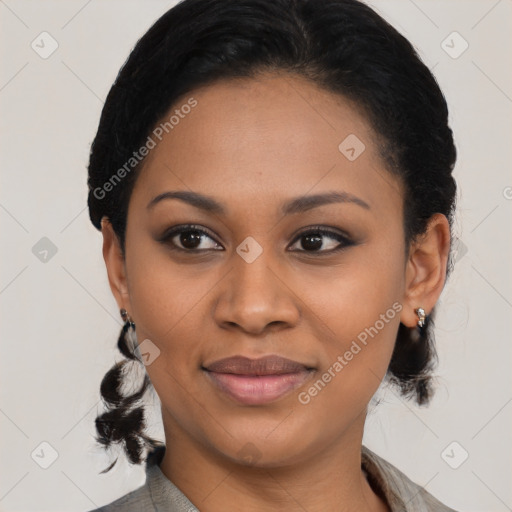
[158,224,355,255]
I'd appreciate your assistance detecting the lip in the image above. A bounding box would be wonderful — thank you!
[203,355,315,405]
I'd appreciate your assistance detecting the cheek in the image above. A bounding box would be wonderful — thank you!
[299,240,404,342]
[301,278,401,393]
[125,245,177,333]
[296,239,405,394]
[294,274,403,433]
[124,243,221,381]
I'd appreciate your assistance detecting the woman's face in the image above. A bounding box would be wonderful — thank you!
[105,72,421,466]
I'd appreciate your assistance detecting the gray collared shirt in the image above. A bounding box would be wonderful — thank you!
[89,445,458,511]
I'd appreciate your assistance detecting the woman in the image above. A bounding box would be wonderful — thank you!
[87,0,458,510]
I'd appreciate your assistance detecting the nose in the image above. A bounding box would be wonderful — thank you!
[213,246,301,335]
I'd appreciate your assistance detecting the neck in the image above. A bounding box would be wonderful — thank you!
[158,412,390,512]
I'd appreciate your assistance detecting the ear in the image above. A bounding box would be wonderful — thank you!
[101,218,131,313]
[401,213,451,328]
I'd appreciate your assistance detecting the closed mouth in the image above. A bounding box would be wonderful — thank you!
[202,355,315,405]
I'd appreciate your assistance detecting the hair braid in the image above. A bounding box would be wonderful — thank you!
[94,325,163,474]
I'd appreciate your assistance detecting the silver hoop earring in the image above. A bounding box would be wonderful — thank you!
[120,308,136,330]
[415,307,426,328]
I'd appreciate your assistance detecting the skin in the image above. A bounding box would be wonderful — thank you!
[101,71,451,511]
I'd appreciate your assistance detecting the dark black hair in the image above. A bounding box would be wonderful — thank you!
[88,0,457,472]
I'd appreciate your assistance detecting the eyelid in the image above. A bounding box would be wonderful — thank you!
[291,224,352,242]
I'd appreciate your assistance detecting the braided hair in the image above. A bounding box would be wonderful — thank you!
[94,318,164,473]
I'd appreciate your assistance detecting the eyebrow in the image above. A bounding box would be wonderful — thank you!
[146,190,370,215]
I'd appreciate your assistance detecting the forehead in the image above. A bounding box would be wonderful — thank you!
[132,72,402,217]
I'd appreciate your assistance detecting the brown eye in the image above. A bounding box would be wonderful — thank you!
[289,227,354,254]
[159,225,223,252]
[176,230,205,249]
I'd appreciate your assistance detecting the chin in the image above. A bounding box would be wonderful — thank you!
[208,428,318,470]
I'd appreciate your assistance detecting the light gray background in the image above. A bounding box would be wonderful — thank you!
[1,1,511,511]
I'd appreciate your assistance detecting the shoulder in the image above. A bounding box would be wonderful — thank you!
[362,445,459,512]
[88,445,199,512]
[86,482,153,512]
[87,447,162,512]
